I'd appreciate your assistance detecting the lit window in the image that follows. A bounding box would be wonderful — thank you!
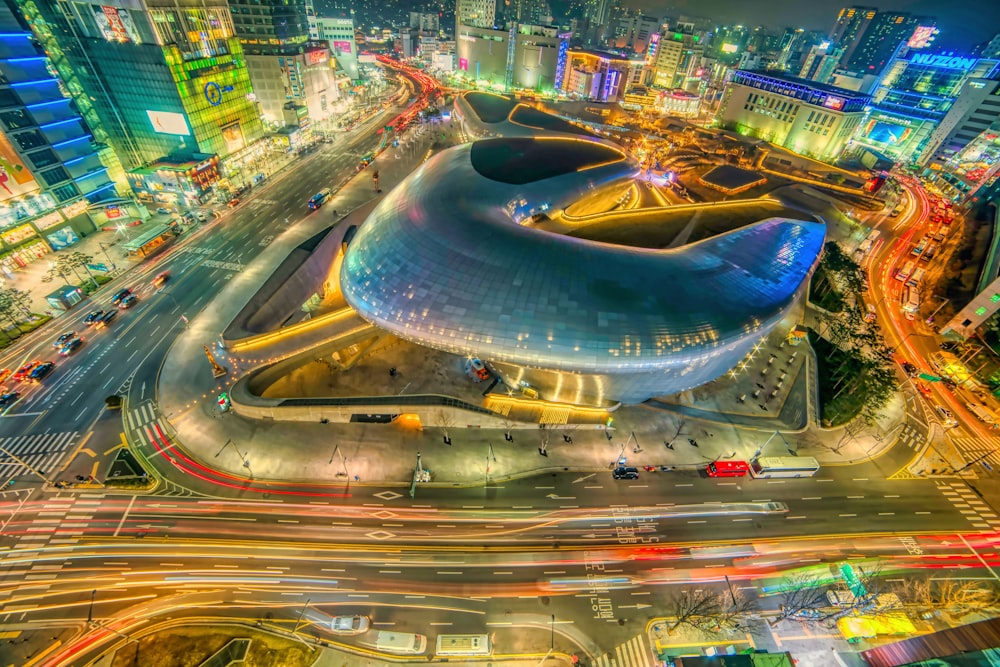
[976,306,988,316]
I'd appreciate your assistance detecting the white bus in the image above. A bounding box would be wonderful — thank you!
[436,634,493,657]
[905,268,925,288]
[374,631,428,655]
[901,286,920,320]
[749,456,820,478]
[895,261,915,282]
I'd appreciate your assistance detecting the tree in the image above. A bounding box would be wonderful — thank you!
[893,576,1000,620]
[68,251,99,288]
[0,290,23,333]
[55,254,85,285]
[4,287,33,319]
[770,573,832,626]
[435,409,455,444]
[667,589,722,633]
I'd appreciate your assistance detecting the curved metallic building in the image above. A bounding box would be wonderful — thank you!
[341,136,825,405]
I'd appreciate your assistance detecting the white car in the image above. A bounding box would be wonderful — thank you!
[935,405,958,427]
[330,615,370,635]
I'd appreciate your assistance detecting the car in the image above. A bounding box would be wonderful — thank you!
[12,361,39,382]
[0,368,10,385]
[329,615,370,635]
[59,337,84,356]
[915,381,932,398]
[935,405,958,427]
[53,331,76,348]
[27,362,55,383]
[95,310,117,328]
[0,391,19,408]
[900,361,919,377]
[613,466,640,480]
[227,198,241,208]
[111,288,132,305]
[156,207,171,215]
[152,271,170,288]
[196,211,208,222]
[469,358,489,380]
[83,310,105,326]
[119,294,138,309]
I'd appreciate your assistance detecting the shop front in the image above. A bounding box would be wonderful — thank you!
[128,154,220,207]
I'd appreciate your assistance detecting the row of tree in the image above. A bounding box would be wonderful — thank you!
[40,251,101,289]
[814,241,897,425]
[0,287,36,340]
[662,568,999,636]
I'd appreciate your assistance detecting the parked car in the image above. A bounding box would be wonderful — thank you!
[329,615,370,635]
[612,467,639,480]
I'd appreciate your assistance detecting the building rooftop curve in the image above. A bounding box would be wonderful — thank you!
[470,137,626,184]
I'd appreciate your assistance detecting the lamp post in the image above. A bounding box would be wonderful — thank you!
[550,614,555,650]
[293,598,311,636]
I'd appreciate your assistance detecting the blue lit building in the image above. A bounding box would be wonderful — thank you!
[849,51,1000,164]
[0,0,117,269]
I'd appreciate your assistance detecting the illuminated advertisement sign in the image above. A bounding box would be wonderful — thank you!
[306,49,329,65]
[908,25,937,49]
[459,57,469,71]
[146,110,191,136]
[0,133,39,203]
[220,122,245,154]
[721,43,738,54]
[823,95,845,111]
[645,33,660,67]
[862,118,913,145]
[92,5,140,43]
[909,53,977,71]
[332,40,353,54]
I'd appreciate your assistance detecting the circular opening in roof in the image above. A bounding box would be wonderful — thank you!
[469,137,625,185]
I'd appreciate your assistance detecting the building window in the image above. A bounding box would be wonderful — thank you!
[12,129,45,151]
[38,166,71,186]
[25,148,59,170]
[49,182,79,202]
[0,109,33,131]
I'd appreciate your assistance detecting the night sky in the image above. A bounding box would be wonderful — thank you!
[632,0,1000,51]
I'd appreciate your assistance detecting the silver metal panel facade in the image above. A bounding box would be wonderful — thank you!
[341,137,825,404]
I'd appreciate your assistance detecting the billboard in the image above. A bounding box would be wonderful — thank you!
[908,25,937,49]
[92,5,140,43]
[864,119,912,145]
[147,110,191,136]
[721,43,738,54]
[823,95,845,110]
[220,122,245,154]
[332,40,353,54]
[0,132,39,203]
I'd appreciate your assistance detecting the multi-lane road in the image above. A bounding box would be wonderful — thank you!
[2,73,1000,666]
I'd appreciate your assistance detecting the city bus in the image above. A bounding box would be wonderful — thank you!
[435,634,492,657]
[749,456,820,478]
[706,460,750,477]
[307,188,332,210]
[901,285,920,320]
[905,267,925,288]
[895,261,915,282]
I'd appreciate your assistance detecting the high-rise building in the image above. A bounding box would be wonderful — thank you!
[799,42,845,83]
[19,0,265,178]
[829,5,876,65]
[309,14,358,81]
[227,0,338,126]
[0,0,118,269]
[454,23,567,92]
[456,0,495,29]
[650,29,702,89]
[508,0,551,27]
[844,11,929,74]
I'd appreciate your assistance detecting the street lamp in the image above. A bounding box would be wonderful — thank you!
[550,614,555,650]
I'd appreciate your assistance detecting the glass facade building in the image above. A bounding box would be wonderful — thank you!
[0,0,116,270]
[18,0,264,172]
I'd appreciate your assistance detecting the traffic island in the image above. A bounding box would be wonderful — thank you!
[105,626,316,667]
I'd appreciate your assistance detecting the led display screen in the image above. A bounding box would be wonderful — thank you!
[864,120,912,145]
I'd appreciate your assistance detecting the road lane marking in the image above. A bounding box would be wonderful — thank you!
[113,496,136,537]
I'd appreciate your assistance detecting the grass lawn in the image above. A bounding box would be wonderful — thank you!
[0,314,52,351]
[809,329,865,426]
[110,625,317,667]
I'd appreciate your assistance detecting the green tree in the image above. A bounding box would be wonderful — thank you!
[68,251,98,288]
[0,290,24,333]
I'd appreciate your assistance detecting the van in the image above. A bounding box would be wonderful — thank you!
[612,467,639,480]
[374,631,427,655]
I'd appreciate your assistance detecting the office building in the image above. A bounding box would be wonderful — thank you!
[562,49,634,102]
[0,1,118,269]
[717,70,868,161]
[650,29,703,89]
[851,51,1000,164]
[456,0,495,29]
[455,23,567,92]
[829,6,876,66]
[799,43,845,84]
[845,11,926,74]
[410,12,440,33]
[309,15,359,81]
[922,78,1000,196]
[19,0,265,181]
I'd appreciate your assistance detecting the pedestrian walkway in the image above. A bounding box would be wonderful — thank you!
[0,431,79,485]
[935,481,1000,531]
[593,633,654,667]
[950,435,1000,467]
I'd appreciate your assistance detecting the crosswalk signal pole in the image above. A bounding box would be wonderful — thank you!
[0,444,54,486]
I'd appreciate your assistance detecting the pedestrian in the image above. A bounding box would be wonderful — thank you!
[353,474,359,482]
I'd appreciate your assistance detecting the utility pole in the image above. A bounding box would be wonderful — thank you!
[293,598,311,635]
[87,589,96,625]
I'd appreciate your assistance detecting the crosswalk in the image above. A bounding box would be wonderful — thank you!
[592,634,653,667]
[0,431,79,484]
[937,481,1000,531]
[894,423,923,449]
[950,436,1000,469]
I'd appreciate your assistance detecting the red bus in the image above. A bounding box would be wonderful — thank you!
[706,460,750,477]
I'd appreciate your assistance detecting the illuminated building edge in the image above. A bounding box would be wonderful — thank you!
[340,137,826,404]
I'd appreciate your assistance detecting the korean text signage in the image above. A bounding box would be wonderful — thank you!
[909,53,977,71]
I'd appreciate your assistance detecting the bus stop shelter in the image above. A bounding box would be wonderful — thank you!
[121,223,175,258]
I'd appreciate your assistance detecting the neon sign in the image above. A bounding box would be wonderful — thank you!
[908,53,977,71]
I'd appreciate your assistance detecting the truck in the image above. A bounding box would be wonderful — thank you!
[965,402,997,426]
[374,631,428,655]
